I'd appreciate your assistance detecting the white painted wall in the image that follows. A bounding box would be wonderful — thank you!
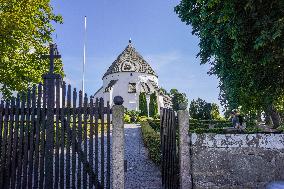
[93,71,165,112]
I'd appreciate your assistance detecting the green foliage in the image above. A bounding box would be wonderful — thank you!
[141,121,161,165]
[159,87,169,96]
[124,114,131,124]
[244,127,263,134]
[188,118,276,133]
[125,110,140,123]
[277,123,284,132]
[189,98,222,120]
[190,127,226,134]
[189,119,232,130]
[147,118,161,132]
[170,89,188,111]
[139,92,148,116]
[175,0,284,127]
[0,0,64,98]
[149,92,158,117]
[211,103,222,120]
[137,116,148,122]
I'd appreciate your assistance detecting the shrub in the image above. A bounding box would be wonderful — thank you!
[148,119,161,132]
[153,114,160,120]
[125,110,140,123]
[141,121,161,165]
[277,123,284,132]
[137,116,148,122]
[124,114,131,124]
[244,127,262,133]
[189,119,232,130]
[190,127,226,134]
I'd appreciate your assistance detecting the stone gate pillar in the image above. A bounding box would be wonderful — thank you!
[177,102,192,189]
[112,96,125,189]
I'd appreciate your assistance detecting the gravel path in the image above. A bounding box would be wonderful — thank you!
[124,124,162,189]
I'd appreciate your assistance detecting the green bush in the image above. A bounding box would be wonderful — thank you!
[124,114,131,123]
[189,119,232,129]
[153,114,160,120]
[125,110,140,123]
[190,127,226,134]
[277,124,284,132]
[244,127,263,133]
[137,116,148,122]
[141,121,161,165]
[147,119,160,132]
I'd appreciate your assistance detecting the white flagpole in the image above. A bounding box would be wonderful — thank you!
[82,16,87,95]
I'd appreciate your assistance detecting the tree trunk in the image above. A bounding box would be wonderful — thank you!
[266,105,281,129]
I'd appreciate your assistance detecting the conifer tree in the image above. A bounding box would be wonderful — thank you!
[139,92,148,116]
[149,92,158,117]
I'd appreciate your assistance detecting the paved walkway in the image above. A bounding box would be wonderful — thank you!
[124,124,162,189]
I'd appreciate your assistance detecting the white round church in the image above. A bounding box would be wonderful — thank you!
[93,40,172,112]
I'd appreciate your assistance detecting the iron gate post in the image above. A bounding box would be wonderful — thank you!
[112,96,125,189]
[177,103,192,189]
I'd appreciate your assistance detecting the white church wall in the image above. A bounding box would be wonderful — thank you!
[106,72,140,110]
[158,95,166,114]
[93,87,104,99]
[94,71,160,111]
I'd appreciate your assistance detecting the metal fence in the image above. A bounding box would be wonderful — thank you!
[0,44,111,189]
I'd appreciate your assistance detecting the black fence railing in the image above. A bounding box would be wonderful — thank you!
[0,44,111,189]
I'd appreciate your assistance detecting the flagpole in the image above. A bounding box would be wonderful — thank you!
[82,16,87,95]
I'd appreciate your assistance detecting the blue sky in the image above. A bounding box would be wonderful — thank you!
[51,0,221,108]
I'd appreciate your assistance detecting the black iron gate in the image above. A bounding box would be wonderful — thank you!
[160,108,179,189]
[0,44,111,189]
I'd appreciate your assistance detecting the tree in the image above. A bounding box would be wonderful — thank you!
[189,98,209,120]
[189,98,221,120]
[0,0,63,98]
[149,92,158,117]
[159,87,169,96]
[211,103,222,120]
[139,92,148,116]
[170,89,188,111]
[175,0,284,128]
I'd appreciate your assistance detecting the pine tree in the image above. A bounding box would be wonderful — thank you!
[149,92,158,117]
[139,92,148,116]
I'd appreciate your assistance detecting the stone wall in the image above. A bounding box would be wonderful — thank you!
[189,133,284,189]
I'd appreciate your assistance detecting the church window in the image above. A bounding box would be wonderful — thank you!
[128,83,136,93]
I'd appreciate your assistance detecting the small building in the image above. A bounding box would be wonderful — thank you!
[93,40,172,112]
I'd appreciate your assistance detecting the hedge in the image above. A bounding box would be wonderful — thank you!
[189,119,232,129]
[140,121,161,165]
[147,119,160,132]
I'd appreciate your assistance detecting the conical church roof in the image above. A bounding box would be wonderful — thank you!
[103,41,157,78]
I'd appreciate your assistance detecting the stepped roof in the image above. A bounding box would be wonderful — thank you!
[103,40,157,78]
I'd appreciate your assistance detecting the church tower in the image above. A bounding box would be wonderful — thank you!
[93,40,172,112]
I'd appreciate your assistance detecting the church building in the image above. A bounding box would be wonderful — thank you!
[93,40,172,113]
